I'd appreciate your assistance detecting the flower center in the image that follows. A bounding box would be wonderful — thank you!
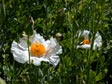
[30,42,46,57]
[82,39,90,44]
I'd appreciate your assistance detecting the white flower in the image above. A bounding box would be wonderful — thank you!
[77,30,102,50]
[11,31,62,66]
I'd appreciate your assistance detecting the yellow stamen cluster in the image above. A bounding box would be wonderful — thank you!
[82,39,90,44]
[30,42,46,57]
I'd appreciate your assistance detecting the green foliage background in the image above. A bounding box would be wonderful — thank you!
[0,0,112,84]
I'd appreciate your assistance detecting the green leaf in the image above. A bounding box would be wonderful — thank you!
[95,72,103,81]
[95,68,108,82]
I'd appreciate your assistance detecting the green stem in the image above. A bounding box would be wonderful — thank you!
[86,49,91,84]
[27,35,30,64]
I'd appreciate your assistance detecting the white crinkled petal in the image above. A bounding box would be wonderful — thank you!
[93,32,102,50]
[56,46,62,54]
[83,30,90,39]
[77,44,91,49]
[49,37,62,54]
[19,38,28,49]
[78,30,90,39]
[45,37,62,57]
[48,37,57,48]
[29,57,49,66]
[11,41,29,63]
[30,58,41,66]
[33,31,46,43]
[94,32,102,45]
[32,31,48,49]
[49,55,60,66]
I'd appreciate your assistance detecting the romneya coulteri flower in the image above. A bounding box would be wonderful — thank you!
[11,31,62,66]
[76,30,102,50]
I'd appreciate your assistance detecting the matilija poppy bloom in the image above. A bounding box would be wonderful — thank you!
[76,30,102,50]
[11,31,62,66]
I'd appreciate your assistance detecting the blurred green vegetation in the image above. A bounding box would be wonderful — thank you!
[0,0,112,84]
